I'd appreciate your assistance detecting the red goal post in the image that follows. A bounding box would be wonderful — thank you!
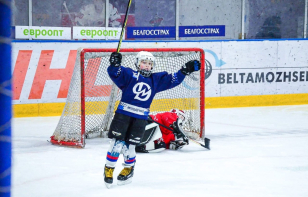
[50,48,205,148]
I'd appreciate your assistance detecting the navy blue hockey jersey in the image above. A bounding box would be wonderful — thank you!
[107,65,186,120]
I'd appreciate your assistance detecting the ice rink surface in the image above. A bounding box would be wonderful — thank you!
[11,105,308,197]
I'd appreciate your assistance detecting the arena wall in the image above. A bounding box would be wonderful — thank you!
[12,40,308,117]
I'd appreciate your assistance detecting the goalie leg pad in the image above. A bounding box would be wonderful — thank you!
[135,123,165,153]
[139,122,160,145]
[155,139,166,149]
[147,139,166,153]
[135,145,148,153]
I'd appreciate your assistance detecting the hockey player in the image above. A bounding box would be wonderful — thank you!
[104,51,200,188]
[158,109,189,150]
[135,109,189,153]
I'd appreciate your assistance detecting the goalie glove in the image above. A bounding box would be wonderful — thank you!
[172,119,189,144]
[169,140,187,150]
[109,52,122,67]
[174,133,189,144]
[180,60,201,75]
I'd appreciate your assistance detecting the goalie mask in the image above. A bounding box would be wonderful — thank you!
[135,51,155,77]
[170,109,187,123]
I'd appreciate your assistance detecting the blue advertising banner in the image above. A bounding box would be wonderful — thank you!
[127,26,176,39]
[179,25,225,37]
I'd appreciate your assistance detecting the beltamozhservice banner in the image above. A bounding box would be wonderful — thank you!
[15,26,71,39]
[73,27,123,40]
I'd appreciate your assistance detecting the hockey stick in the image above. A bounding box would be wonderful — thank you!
[147,116,210,150]
[116,0,132,52]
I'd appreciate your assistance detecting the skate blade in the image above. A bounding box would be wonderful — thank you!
[117,178,132,186]
[105,182,112,189]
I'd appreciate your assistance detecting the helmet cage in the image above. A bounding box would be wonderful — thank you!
[139,68,152,77]
[135,51,155,77]
[170,109,187,122]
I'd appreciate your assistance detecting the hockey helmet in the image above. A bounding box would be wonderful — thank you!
[170,109,186,122]
[135,51,155,77]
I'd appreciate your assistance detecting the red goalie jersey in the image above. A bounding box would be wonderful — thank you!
[150,112,178,149]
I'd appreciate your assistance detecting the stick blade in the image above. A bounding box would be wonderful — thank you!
[203,138,210,150]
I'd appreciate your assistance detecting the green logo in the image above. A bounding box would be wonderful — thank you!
[23,29,65,38]
[80,29,119,38]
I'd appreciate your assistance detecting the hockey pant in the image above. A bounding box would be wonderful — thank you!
[106,139,136,168]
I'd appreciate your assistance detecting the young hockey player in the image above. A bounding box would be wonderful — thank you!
[104,51,200,188]
[135,109,189,153]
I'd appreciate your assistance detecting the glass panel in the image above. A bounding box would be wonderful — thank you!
[246,0,306,39]
[33,0,62,26]
[306,4,308,38]
[179,0,242,40]
[32,0,107,27]
[127,0,176,40]
[12,0,29,26]
[134,0,175,27]
[109,0,135,27]
[71,0,107,27]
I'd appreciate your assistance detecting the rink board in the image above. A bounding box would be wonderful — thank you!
[12,40,308,117]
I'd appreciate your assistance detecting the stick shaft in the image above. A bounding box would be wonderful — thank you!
[117,0,132,52]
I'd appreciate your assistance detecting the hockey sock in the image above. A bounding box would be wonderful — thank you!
[106,139,125,167]
[122,142,136,167]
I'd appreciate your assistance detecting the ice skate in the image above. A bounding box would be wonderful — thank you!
[117,165,134,186]
[104,165,115,189]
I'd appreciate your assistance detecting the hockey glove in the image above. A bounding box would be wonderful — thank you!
[172,120,189,144]
[174,133,189,144]
[109,52,122,67]
[180,60,201,75]
[169,140,187,150]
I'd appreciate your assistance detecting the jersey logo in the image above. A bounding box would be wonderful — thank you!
[132,82,151,101]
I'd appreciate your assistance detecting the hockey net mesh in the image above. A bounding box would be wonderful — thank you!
[51,48,204,146]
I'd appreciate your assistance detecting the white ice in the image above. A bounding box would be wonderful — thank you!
[11,105,308,197]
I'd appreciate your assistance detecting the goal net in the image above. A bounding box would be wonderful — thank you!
[50,48,205,147]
